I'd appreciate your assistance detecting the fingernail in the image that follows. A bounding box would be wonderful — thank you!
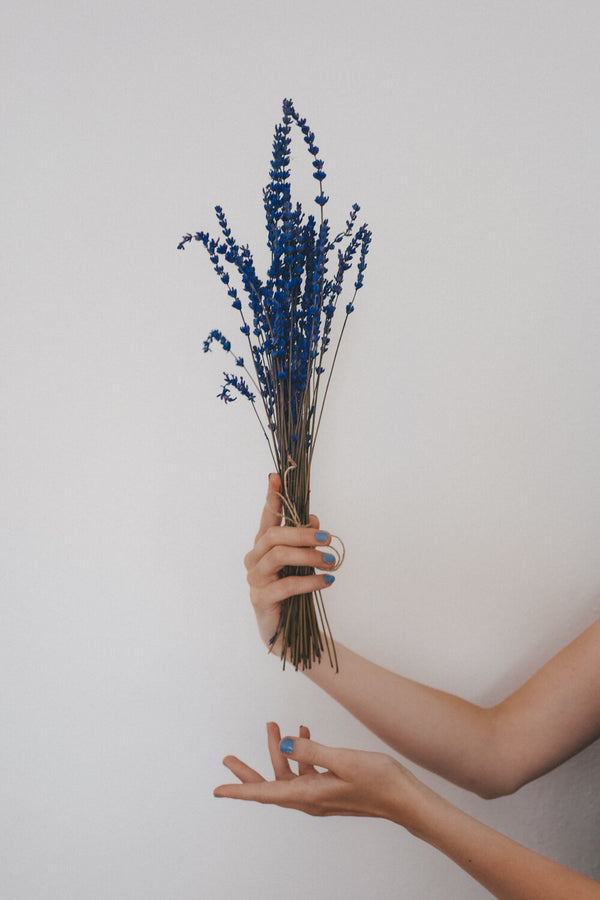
[214,793,225,798]
[322,552,336,564]
[280,738,294,754]
[324,574,335,585]
[315,531,329,542]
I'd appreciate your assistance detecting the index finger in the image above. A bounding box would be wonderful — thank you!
[257,473,283,537]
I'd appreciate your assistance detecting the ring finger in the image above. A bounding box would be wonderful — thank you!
[252,546,337,586]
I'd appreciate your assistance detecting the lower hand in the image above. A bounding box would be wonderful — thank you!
[214,722,428,827]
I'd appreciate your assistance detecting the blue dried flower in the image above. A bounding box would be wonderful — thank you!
[217,386,236,403]
[203,329,232,354]
[177,233,193,250]
[180,98,372,483]
[222,372,256,403]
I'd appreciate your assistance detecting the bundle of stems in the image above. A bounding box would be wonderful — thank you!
[178,99,372,670]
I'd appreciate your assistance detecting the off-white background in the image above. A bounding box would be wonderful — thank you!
[2,1,600,898]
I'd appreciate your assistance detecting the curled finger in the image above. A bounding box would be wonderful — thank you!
[258,571,336,607]
[251,545,338,585]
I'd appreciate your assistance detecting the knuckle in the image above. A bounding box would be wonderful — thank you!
[249,587,261,610]
[270,577,299,602]
[269,544,288,567]
[372,755,397,782]
[265,525,281,546]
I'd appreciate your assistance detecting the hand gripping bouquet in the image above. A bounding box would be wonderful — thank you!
[178,99,372,671]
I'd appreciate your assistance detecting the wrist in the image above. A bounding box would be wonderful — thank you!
[384,765,446,840]
[259,620,289,664]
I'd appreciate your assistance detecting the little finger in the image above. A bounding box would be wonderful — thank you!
[259,571,336,606]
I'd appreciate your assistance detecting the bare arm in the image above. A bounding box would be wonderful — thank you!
[246,475,600,798]
[416,783,600,899]
[304,619,600,797]
[303,640,502,796]
[215,724,600,900]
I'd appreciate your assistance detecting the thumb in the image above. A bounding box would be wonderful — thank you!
[279,736,338,772]
[257,473,282,535]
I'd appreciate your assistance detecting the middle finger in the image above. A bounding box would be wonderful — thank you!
[250,545,337,586]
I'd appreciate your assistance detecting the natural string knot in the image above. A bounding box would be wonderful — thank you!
[268,457,345,571]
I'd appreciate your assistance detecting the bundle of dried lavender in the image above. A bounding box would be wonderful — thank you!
[178,99,372,670]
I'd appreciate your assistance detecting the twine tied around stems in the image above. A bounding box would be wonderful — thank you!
[271,458,345,570]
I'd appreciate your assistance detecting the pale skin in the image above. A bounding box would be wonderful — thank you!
[215,474,600,899]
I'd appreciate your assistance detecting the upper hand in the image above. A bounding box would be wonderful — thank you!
[214,722,428,827]
[243,475,338,652]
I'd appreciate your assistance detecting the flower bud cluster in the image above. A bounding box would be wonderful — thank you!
[179,99,372,471]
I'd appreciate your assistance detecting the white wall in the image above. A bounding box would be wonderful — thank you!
[2,1,600,898]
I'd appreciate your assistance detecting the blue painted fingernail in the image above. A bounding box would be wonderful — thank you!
[324,574,335,584]
[315,531,329,542]
[322,552,336,564]
[280,738,294,754]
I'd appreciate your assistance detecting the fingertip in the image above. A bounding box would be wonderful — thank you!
[279,737,295,755]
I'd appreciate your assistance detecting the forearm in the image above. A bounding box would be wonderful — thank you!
[303,640,503,797]
[250,481,600,799]
[403,787,600,900]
